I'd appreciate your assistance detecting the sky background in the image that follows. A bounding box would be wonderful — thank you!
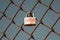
[0,0,60,40]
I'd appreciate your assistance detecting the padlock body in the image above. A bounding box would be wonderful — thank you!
[24,17,36,26]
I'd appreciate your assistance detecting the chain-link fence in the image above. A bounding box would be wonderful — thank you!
[0,0,60,40]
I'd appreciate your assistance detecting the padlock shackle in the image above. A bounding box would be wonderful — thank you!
[33,13,34,17]
[26,12,34,17]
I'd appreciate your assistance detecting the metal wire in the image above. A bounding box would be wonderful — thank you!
[0,0,60,40]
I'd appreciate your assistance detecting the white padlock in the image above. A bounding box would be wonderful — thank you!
[24,12,36,26]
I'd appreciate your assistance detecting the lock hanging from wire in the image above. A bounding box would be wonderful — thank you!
[24,12,36,26]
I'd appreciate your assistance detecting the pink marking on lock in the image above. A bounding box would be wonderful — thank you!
[24,17,36,26]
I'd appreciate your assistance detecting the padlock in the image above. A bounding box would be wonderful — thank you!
[24,12,36,26]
